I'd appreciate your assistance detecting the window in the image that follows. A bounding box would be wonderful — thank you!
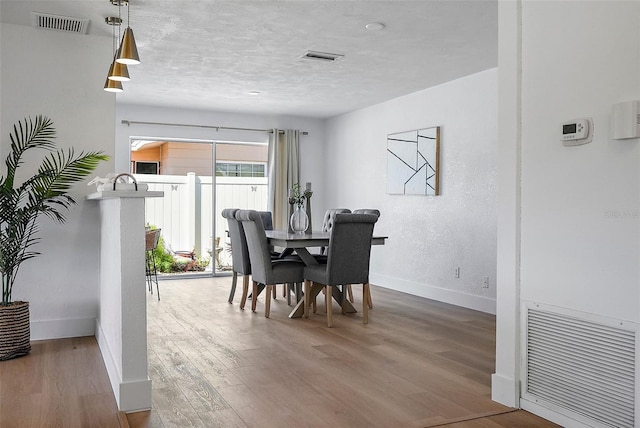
[133,161,159,174]
[216,162,266,177]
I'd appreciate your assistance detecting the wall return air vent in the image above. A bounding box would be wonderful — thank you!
[300,50,344,62]
[32,12,90,34]
[524,303,636,428]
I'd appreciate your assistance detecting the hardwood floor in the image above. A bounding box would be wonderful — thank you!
[132,277,558,427]
[0,336,123,428]
[0,277,559,427]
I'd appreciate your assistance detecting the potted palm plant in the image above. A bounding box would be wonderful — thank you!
[0,115,108,360]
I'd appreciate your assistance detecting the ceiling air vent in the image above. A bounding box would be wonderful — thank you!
[32,12,90,34]
[300,51,344,62]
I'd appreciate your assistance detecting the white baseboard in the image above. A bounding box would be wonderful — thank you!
[120,379,153,413]
[95,320,122,407]
[520,398,587,428]
[370,273,496,314]
[30,317,95,340]
[95,319,152,412]
[491,373,519,407]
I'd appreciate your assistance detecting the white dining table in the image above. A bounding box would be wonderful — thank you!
[265,230,387,318]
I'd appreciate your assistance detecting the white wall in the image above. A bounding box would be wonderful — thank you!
[494,1,640,424]
[325,69,498,313]
[520,1,640,321]
[0,23,115,339]
[115,104,327,228]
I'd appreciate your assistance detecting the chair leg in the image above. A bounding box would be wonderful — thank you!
[326,285,333,328]
[145,251,152,292]
[366,286,373,309]
[295,283,303,303]
[286,283,292,306]
[228,272,238,303]
[283,283,287,297]
[265,285,272,318]
[151,251,159,301]
[346,284,354,302]
[251,281,259,312]
[312,284,318,314]
[304,280,311,318]
[363,283,370,324]
[240,275,250,310]
[272,285,277,300]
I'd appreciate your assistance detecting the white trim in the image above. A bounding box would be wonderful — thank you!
[120,379,153,413]
[30,317,95,340]
[370,273,496,314]
[96,319,152,412]
[490,374,519,408]
[95,319,122,407]
[521,398,597,428]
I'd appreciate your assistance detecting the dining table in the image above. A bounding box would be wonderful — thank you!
[265,230,387,318]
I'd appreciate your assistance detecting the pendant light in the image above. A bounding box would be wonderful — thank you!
[104,16,125,92]
[108,11,130,81]
[116,0,140,65]
[104,78,124,93]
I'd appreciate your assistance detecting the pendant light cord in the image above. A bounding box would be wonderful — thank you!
[118,2,122,51]
[112,16,116,55]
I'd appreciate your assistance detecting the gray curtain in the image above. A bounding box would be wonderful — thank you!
[267,129,300,230]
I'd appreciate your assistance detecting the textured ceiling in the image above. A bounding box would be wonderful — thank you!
[1,1,498,119]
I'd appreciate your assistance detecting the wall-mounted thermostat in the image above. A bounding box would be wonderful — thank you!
[561,118,593,146]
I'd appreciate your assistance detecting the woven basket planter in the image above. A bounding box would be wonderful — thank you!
[0,301,31,361]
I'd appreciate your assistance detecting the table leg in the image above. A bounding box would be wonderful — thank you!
[334,286,356,313]
[293,247,318,266]
[290,282,323,318]
[289,282,356,318]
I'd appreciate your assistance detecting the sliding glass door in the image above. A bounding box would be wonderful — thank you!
[132,138,268,276]
[213,142,268,273]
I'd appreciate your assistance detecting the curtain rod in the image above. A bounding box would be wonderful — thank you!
[121,120,309,135]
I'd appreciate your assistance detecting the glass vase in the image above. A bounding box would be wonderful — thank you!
[290,205,309,234]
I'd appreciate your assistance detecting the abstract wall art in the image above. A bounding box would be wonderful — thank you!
[387,126,440,195]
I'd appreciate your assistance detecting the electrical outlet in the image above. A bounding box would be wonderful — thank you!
[482,276,489,288]
[454,267,460,278]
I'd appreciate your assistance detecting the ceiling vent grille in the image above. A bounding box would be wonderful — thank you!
[300,51,344,62]
[32,12,90,34]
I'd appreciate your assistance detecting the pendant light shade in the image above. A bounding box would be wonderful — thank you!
[104,77,123,93]
[107,58,130,81]
[116,27,140,65]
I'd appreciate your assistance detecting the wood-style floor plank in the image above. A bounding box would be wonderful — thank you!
[131,277,559,428]
[0,336,121,428]
[0,277,559,427]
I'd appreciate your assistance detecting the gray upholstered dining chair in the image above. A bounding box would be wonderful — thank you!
[352,208,381,218]
[222,208,282,305]
[348,208,381,308]
[221,208,252,306]
[236,209,305,317]
[319,208,351,257]
[303,213,378,327]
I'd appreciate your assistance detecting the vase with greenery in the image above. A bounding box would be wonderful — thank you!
[288,183,310,234]
[0,115,108,360]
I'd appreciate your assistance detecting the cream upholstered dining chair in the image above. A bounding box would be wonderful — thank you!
[235,209,305,318]
[303,213,378,327]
